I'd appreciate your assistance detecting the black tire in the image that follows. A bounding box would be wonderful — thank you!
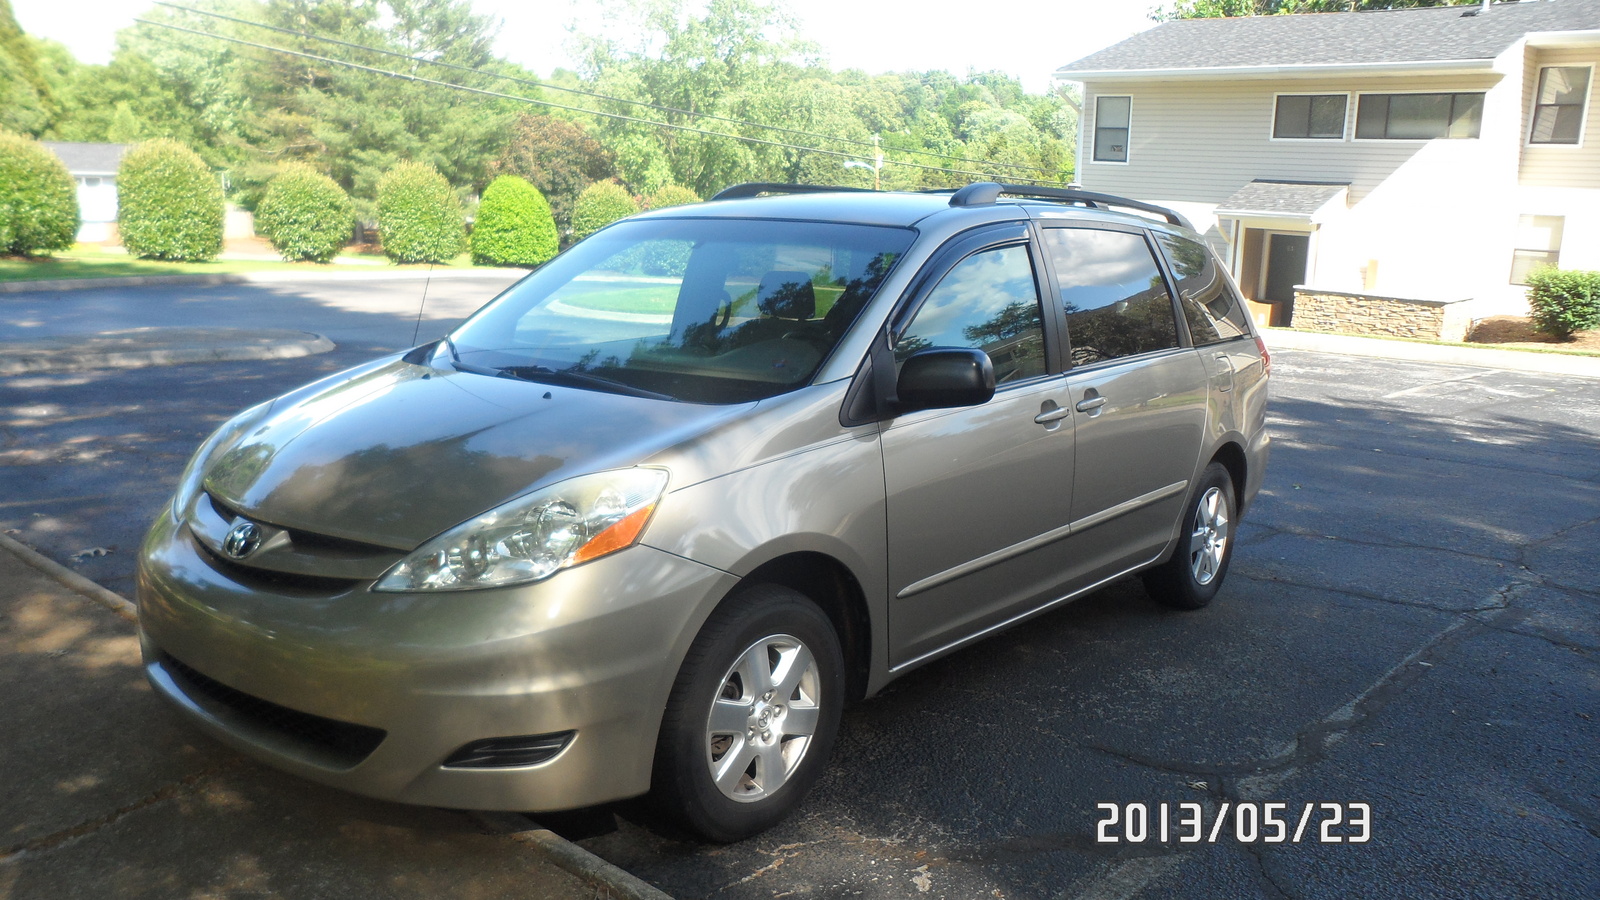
[1141,462,1236,611]
[652,584,845,842]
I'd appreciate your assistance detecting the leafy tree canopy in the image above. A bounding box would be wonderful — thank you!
[1153,0,1486,21]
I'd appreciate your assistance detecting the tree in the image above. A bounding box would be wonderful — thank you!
[0,128,77,255]
[0,0,53,134]
[643,184,701,210]
[117,138,225,261]
[470,175,558,267]
[1154,0,1482,20]
[256,164,355,262]
[376,160,465,263]
[488,114,617,234]
[570,180,638,241]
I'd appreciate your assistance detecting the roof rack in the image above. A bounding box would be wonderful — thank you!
[946,182,1191,229]
[711,182,876,201]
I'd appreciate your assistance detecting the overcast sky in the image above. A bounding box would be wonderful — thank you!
[11,0,1159,92]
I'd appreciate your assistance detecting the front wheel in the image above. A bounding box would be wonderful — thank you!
[653,584,845,842]
[1142,462,1236,610]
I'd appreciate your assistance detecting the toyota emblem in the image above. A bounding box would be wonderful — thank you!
[222,521,263,559]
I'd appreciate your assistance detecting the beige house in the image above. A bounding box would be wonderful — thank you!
[1054,0,1600,337]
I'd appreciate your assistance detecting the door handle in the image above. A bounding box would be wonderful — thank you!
[1034,405,1072,424]
[1075,396,1107,413]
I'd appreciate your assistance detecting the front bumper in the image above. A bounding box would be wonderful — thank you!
[136,512,736,811]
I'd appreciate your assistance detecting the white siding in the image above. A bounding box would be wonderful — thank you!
[1519,47,1600,189]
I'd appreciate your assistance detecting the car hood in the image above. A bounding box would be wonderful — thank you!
[202,359,751,549]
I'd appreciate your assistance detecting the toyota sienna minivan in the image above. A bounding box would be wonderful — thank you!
[137,182,1270,841]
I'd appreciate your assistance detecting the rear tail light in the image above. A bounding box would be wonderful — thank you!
[1254,334,1271,376]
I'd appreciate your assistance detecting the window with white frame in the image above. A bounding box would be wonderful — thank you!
[1355,92,1484,140]
[1510,215,1564,285]
[1274,94,1347,139]
[1529,66,1590,145]
[1093,96,1131,163]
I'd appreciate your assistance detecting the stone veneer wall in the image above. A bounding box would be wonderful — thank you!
[1291,289,1474,342]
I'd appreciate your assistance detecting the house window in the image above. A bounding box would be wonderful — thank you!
[1093,96,1131,163]
[1510,215,1564,285]
[1274,94,1347,139]
[1355,93,1484,140]
[1530,66,1591,145]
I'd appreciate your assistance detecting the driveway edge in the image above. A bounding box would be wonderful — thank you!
[0,532,136,621]
[474,813,675,900]
[1262,327,1600,379]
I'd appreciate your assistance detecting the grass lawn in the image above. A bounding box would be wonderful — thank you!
[0,247,477,284]
[558,279,848,317]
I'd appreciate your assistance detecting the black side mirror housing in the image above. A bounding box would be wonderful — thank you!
[896,348,996,414]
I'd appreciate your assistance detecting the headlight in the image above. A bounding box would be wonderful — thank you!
[170,401,274,519]
[373,468,670,593]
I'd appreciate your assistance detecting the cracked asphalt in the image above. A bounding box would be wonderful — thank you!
[1,278,1597,898]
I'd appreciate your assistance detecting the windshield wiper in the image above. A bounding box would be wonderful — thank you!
[499,365,676,401]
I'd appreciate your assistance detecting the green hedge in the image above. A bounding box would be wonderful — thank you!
[1526,268,1600,339]
[643,184,700,211]
[117,139,224,261]
[0,129,78,256]
[570,181,638,242]
[376,161,464,264]
[471,175,558,268]
[255,165,354,263]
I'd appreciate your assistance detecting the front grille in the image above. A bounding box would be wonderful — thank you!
[159,652,386,769]
[443,732,575,769]
[192,536,362,595]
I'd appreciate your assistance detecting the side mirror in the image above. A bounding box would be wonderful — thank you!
[896,348,996,413]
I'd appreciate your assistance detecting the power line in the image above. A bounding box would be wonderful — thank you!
[150,0,1061,179]
[133,17,1058,185]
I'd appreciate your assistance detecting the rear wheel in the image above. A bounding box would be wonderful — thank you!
[653,584,844,842]
[1142,462,1236,610]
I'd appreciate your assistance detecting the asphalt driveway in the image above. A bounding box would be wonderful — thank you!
[1,277,1595,898]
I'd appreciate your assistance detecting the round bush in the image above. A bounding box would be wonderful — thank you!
[255,165,355,263]
[117,139,224,262]
[570,181,638,242]
[1526,268,1600,339]
[377,161,465,264]
[0,129,78,256]
[470,175,558,268]
[643,184,700,211]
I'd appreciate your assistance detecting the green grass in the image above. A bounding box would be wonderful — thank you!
[1278,327,1600,359]
[557,279,848,318]
[0,248,479,283]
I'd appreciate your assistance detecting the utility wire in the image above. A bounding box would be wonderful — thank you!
[134,17,1057,185]
[151,0,1061,179]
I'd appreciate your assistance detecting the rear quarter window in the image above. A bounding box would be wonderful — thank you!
[1155,233,1251,344]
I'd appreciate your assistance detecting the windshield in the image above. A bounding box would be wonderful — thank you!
[450,218,914,404]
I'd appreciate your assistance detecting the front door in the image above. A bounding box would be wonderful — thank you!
[882,237,1077,669]
[1264,233,1310,324]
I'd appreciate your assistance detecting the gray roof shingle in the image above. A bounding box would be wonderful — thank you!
[1214,180,1349,217]
[41,142,129,176]
[1056,0,1600,76]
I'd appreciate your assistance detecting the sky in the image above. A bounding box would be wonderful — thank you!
[10,0,1160,93]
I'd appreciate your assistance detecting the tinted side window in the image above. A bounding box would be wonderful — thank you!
[1154,233,1252,345]
[1041,228,1178,367]
[895,244,1046,384]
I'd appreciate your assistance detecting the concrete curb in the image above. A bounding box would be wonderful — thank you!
[475,813,674,900]
[0,267,527,294]
[0,328,336,376]
[1262,327,1600,380]
[0,532,136,622]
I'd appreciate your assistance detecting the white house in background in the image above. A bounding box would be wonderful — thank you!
[42,142,129,243]
[1054,0,1600,332]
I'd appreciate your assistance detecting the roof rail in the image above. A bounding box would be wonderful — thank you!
[711,182,876,201]
[947,182,1191,229]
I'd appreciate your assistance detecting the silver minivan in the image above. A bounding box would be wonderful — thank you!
[137,182,1270,841]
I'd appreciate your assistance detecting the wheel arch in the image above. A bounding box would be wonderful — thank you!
[1209,438,1249,516]
[734,551,873,704]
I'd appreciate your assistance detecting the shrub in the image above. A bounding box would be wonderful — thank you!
[643,184,700,211]
[117,138,224,261]
[1526,268,1600,339]
[570,181,638,242]
[255,165,354,263]
[376,161,465,264]
[0,129,78,255]
[470,175,558,268]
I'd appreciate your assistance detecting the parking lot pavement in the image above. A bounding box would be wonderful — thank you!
[0,541,608,900]
[2,273,1597,899]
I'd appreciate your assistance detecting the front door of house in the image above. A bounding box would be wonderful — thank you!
[1264,233,1310,303]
